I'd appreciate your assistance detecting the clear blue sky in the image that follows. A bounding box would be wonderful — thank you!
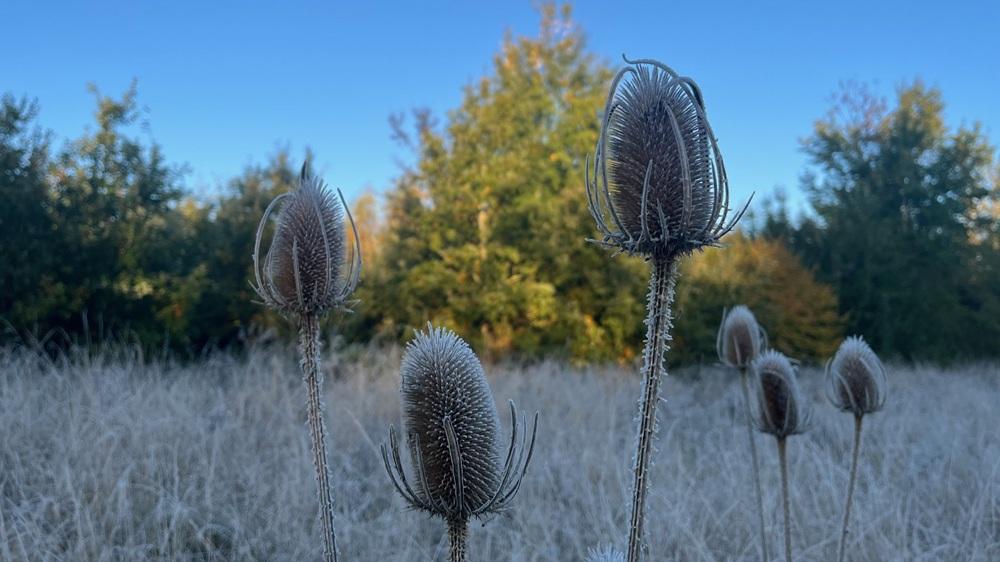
[3,0,998,211]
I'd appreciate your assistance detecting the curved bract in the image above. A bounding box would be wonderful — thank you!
[587,56,748,258]
[251,164,361,317]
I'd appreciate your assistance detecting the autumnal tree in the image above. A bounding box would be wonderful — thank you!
[672,232,842,364]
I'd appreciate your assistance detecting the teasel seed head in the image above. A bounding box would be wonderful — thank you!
[586,56,749,258]
[826,336,887,417]
[252,163,361,317]
[716,305,767,369]
[381,324,538,522]
[751,350,810,439]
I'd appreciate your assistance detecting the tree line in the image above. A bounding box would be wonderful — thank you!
[2,7,997,364]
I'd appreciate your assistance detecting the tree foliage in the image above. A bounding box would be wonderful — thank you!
[358,5,648,362]
[3,7,997,364]
[763,83,1000,361]
[0,95,53,334]
[1,86,188,346]
[0,87,303,351]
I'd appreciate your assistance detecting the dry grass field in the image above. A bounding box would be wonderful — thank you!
[1,344,998,561]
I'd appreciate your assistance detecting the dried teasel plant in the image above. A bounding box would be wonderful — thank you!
[381,325,538,562]
[717,305,769,562]
[826,336,887,562]
[717,305,767,370]
[586,56,749,562]
[251,163,361,562]
[751,350,809,562]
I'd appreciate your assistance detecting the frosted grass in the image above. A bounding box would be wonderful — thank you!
[0,346,997,561]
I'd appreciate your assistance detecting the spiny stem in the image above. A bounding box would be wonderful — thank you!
[626,255,678,562]
[448,518,468,562]
[777,437,792,562]
[838,415,864,562]
[739,369,768,562]
[299,314,338,562]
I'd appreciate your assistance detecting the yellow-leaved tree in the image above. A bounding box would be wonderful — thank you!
[672,232,843,365]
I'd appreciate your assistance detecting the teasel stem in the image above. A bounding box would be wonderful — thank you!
[837,414,864,562]
[626,255,678,562]
[777,437,792,562]
[739,368,769,562]
[299,313,338,562]
[448,518,468,562]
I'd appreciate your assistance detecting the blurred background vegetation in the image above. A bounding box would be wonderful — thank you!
[2,6,997,365]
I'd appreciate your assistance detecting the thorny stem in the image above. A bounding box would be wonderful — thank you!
[837,415,864,562]
[626,255,678,562]
[739,369,769,562]
[299,314,338,562]
[777,438,792,562]
[448,518,468,562]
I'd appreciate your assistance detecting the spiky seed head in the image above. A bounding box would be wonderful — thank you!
[717,305,766,369]
[751,350,809,439]
[586,57,747,258]
[826,336,887,417]
[586,546,626,562]
[251,164,361,317]
[400,325,502,520]
[381,326,538,525]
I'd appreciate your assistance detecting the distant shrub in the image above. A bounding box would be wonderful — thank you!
[674,232,842,365]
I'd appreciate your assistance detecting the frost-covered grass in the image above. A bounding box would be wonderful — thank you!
[1,345,998,561]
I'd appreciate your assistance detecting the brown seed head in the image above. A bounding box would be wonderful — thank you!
[751,350,809,439]
[586,56,749,258]
[252,164,361,317]
[381,325,537,522]
[717,305,767,369]
[826,336,887,417]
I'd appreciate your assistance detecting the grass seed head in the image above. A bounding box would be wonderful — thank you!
[586,57,748,258]
[382,324,538,523]
[717,305,766,369]
[751,350,809,439]
[826,336,887,417]
[252,164,361,317]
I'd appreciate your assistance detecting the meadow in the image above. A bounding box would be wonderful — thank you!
[1,344,997,561]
